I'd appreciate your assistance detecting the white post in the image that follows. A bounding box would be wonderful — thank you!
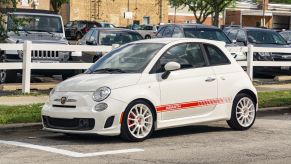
[247,44,254,81]
[22,41,32,93]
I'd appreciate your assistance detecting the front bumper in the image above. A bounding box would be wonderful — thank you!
[42,91,128,136]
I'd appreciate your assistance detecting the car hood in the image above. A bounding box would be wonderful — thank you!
[7,32,68,44]
[55,73,142,92]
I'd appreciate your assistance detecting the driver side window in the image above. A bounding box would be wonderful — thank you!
[154,43,206,73]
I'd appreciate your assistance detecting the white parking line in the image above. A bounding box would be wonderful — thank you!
[0,140,144,158]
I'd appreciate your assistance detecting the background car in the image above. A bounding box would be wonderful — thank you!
[99,22,116,28]
[155,24,245,61]
[78,28,143,62]
[42,38,257,142]
[0,8,81,83]
[65,20,102,40]
[224,26,291,76]
[279,30,291,44]
[127,24,158,39]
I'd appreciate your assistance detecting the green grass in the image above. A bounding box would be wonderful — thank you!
[0,90,291,125]
[258,90,291,108]
[0,104,43,125]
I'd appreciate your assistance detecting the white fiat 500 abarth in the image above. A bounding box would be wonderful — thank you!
[42,38,257,142]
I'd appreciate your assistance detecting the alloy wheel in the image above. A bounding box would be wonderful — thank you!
[236,97,256,127]
[127,104,153,139]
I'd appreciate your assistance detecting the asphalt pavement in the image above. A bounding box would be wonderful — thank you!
[0,108,290,164]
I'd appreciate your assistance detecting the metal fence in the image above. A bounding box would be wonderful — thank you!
[1,41,291,93]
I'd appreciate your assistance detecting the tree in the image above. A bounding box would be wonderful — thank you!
[51,0,69,13]
[208,0,235,26]
[168,0,234,26]
[0,0,18,41]
[169,0,184,23]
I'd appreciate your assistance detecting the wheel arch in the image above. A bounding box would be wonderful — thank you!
[235,89,258,107]
[127,98,157,122]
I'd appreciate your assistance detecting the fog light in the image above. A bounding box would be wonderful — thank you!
[94,103,108,111]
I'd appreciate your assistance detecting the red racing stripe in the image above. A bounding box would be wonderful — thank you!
[156,97,231,113]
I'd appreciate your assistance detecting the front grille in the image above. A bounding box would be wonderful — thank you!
[42,116,95,131]
[31,51,59,60]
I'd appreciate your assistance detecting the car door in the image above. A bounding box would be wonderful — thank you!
[154,43,218,120]
[203,44,233,106]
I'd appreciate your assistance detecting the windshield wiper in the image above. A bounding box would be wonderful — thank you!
[92,68,127,73]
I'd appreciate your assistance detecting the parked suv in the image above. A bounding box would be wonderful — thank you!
[156,24,245,60]
[65,20,102,40]
[224,26,291,75]
[78,28,143,62]
[127,24,158,39]
[0,9,81,83]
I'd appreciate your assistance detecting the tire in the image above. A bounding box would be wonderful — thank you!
[5,70,18,83]
[76,32,83,40]
[227,93,256,130]
[61,70,82,80]
[145,35,151,39]
[121,100,155,142]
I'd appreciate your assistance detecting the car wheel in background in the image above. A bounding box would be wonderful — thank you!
[76,32,83,40]
[121,100,155,142]
[61,70,82,80]
[145,35,151,39]
[227,93,256,130]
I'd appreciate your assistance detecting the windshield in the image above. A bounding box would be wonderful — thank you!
[184,28,232,44]
[7,14,63,33]
[247,30,287,45]
[99,31,143,45]
[86,43,164,74]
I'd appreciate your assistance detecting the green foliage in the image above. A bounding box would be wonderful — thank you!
[51,0,69,12]
[168,0,234,26]
[269,0,291,4]
[0,104,43,124]
[258,90,291,108]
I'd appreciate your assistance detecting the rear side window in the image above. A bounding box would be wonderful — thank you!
[172,27,184,38]
[205,45,230,65]
[227,29,238,41]
[156,27,165,37]
[163,26,174,37]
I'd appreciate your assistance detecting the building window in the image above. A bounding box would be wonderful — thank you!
[186,20,190,24]
[168,20,172,23]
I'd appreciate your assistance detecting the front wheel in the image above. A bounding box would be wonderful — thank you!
[121,100,155,142]
[227,93,256,130]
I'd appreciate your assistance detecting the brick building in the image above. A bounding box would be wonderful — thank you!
[225,0,291,29]
[62,0,168,26]
[14,0,168,27]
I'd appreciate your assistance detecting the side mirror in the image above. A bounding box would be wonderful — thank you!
[162,62,181,79]
[232,40,237,44]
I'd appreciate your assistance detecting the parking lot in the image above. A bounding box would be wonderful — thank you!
[0,108,290,164]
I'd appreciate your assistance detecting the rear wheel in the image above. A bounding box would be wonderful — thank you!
[121,100,154,142]
[227,93,256,130]
[145,35,151,39]
[76,32,83,40]
[61,70,82,80]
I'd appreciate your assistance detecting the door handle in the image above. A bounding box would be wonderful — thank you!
[205,77,216,82]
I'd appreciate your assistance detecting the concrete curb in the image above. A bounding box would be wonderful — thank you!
[0,122,42,130]
[0,106,290,130]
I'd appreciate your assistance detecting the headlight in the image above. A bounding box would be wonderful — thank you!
[92,87,111,102]
[49,88,55,97]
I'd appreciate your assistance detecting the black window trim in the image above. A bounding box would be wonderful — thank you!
[203,43,231,66]
[149,42,210,74]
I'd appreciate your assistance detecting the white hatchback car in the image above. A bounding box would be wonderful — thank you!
[42,38,258,142]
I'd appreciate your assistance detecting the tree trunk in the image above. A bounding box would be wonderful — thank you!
[212,11,220,27]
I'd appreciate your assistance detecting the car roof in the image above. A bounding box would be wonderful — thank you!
[133,38,226,46]
[90,28,137,32]
[164,23,220,30]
